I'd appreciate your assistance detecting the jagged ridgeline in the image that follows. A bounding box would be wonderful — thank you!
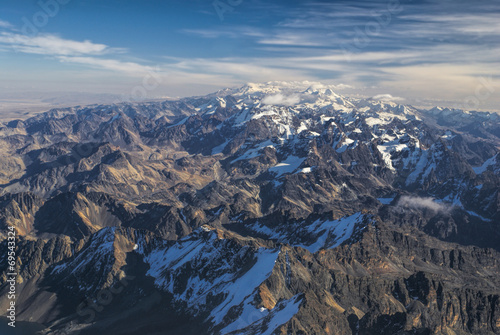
[0,82,499,335]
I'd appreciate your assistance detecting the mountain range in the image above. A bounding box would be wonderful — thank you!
[0,81,499,334]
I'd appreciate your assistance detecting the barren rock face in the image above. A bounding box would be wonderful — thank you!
[0,82,499,334]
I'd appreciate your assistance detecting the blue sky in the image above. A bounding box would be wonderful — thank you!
[0,0,499,110]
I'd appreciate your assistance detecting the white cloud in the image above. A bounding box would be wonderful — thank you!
[378,64,500,110]
[182,27,265,39]
[0,32,117,56]
[371,94,405,102]
[262,93,300,106]
[0,31,155,77]
[57,56,158,76]
[164,57,313,83]
[332,84,355,90]
[258,33,324,47]
[400,14,500,36]
[397,196,449,213]
[0,20,12,28]
[182,29,240,39]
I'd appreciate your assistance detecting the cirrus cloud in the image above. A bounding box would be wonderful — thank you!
[0,32,120,56]
[57,56,159,76]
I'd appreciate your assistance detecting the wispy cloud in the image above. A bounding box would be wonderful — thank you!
[164,56,313,82]
[371,94,404,102]
[0,32,121,56]
[397,196,450,214]
[0,31,156,77]
[0,19,12,28]
[399,13,500,37]
[57,56,158,76]
[0,16,159,78]
[257,32,325,47]
[182,27,264,39]
[262,93,300,106]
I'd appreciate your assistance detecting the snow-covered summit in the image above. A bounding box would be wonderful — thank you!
[208,81,499,121]
[218,81,340,96]
[194,81,421,132]
[206,81,421,114]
